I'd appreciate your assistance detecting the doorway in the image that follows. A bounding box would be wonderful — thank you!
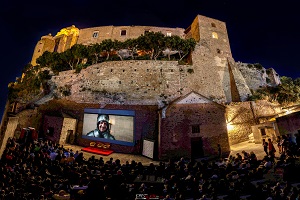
[191,137,204,159]
[66,130,74,144]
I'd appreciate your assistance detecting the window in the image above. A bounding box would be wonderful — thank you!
[144,30,149,35]
[260,128,266,136]
[121,30,127,36]
[217,49,221,54]
[192,125,200,133]
[212,32,218,39]
[211,23,216,27]
[92,31,99,38]
[167,32,172,37]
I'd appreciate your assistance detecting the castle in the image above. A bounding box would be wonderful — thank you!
[1,15,287,160]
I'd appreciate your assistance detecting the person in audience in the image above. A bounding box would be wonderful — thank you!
[276,135,282,154]
[1,136,300,200]
[268,138,276,161]
[262,138,268,156]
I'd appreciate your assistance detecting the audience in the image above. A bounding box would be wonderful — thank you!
[0,135,299,200]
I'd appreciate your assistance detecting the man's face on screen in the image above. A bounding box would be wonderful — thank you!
[98,121,108,132]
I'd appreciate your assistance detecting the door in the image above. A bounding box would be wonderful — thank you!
[191,137,204,159]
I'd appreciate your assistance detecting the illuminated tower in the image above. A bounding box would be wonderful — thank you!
[31,25,79,66]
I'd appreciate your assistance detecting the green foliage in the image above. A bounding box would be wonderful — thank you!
[248,76,300,105]
[32,31,196,77]
[253,63,263,70]
[59,85,71,96]
[247,64,254,68]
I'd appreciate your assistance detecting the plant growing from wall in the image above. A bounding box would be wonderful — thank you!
[253,63,263,70]
[59,85,71,96]
[187,68,194,74]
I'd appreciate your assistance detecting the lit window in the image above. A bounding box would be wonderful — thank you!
[121,30,127,36]
[92,31,99,38]
[167,32,172,37]
[212,32,218,39]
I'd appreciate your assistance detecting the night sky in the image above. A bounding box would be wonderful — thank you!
[1,0,299,118]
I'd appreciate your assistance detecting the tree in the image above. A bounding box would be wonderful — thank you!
[36,51,56,68]
[88,43,103,64]
[100,39,116,60]
[60,44,88,70]
[136,32,166,60]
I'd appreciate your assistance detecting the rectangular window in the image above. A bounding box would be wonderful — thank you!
[167,32,172,37]
[192,125,200,133]
[92,31,99,38]
[260,128,266,136]
[121,30,127,36]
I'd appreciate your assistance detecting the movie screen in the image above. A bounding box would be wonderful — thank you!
[82,109,135,146]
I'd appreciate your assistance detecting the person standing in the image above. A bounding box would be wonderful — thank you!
[268,138,276,160]
[276,136,282,154]
[281,135,288,153]
[262,139,268,156]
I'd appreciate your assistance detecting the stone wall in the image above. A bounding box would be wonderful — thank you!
[77,26,185,45]
[0,117,18,157]
[226,100,282,145]
[43,115,64,143]
[276,111,300,136]
[159,103,229,159]
[52,60,194,106]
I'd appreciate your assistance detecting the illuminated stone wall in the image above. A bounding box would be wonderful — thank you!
[52,60,187,106]
[77,26,185,45]
[226,100,282,145]
[31,25,80,66]
[31,35,56,66]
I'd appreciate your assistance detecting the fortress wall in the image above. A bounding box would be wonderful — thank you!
[183,15,236,103]
[228,59,252,101]
[51,55,243,106]
[77,25,185,45]
[52,60,187,105]
[187,44,228,102]
[31,35,56,66]
[197,15,232,58]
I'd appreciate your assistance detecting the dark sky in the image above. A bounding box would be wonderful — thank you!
[1,0,300,118]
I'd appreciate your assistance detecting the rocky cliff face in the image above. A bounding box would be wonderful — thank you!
[236,62,281,91]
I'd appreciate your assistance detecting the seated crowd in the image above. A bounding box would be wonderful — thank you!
[0,137,299,200]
